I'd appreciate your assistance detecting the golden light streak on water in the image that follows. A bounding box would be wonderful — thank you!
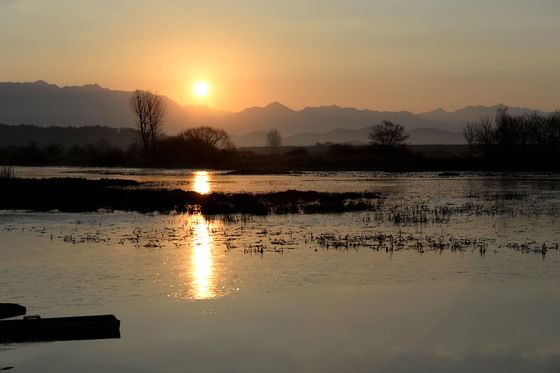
[189,214,215,299]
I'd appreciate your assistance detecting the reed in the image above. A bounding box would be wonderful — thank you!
[0,165,15,179]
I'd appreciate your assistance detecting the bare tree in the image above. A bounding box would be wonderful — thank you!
[462,108,560,160]
[369,120,409,148]
[465,116,495,150]
[266,128,282,148]
[465,117,497,154]
[130,90,166,151]
[463,122,476,151]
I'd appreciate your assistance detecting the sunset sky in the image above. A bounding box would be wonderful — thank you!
[1,0,559,112]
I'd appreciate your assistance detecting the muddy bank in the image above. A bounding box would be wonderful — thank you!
[0,178,380,215]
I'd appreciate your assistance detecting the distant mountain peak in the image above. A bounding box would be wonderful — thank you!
[302,104,357,113]
[15,80,59,88]
[417,107,449,119]
[264,101,292,111]
[34,80,52,86]
[241,101,294,114]
[81,83,103,89]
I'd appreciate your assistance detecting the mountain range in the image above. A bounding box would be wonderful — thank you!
[0,81,546,146]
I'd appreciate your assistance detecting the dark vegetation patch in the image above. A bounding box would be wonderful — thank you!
[0,178,381,215]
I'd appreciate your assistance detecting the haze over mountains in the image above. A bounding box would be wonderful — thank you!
[0,81,545,146]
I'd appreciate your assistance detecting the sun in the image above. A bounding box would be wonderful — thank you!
[193,81,209,97]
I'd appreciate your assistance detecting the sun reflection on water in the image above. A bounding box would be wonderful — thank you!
[193,171,210,194]
[189,214,215,300]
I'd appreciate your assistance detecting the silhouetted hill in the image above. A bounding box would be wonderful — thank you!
[0,81,227,134]
[0,81,133,127]
[0,81,548,145]
[407,128,466,145]
[0,124,138,147]
[231,127,466,147]
[417,105,540,130]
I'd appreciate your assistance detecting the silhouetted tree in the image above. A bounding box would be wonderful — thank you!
[130,90,166,151]
[463,122,476,151]
[464,108,560,165]
[465,116,495,153]
[180,127,234,150]
[153,127,236,167]
[369,120,409,149]
[266,128,282,148]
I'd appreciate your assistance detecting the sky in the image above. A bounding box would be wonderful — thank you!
[1,0,559,112]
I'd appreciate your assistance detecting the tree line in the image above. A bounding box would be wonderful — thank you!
[463,107,560,166]
[1,90,558,171]
[0,124,137,148]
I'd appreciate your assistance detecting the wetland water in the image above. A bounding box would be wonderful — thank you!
[1,167,560,372]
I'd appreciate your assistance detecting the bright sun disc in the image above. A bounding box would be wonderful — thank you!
[193,81,209,97]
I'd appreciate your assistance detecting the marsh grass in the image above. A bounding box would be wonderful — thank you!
[0,178,382,214]
[0,165,15,179]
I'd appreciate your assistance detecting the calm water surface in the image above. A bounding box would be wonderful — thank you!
[1,167,560,372]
